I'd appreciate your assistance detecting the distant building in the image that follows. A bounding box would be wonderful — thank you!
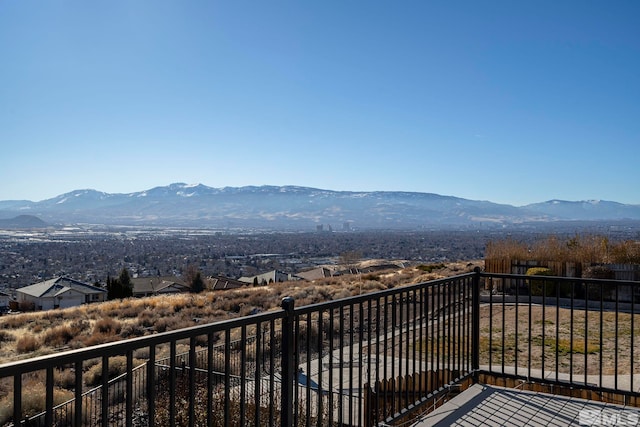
[316,224,333,232]
[239,270,297,285]
[209,275,249,290]
[16,277,107,311]
[0,290,10,313]
[295,267,334,281]
[130,277,190,297]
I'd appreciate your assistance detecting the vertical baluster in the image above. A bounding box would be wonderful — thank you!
[45,367,54,426]
[254,322,262,427]
[570,282,575,386]
[305,314,312,425]
[599,280,604,389]
[328,307,334,426]
[75,360,83,427]
[126,350,133,427]
[615,282,619,391]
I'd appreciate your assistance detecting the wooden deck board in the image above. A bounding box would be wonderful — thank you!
[412,384,640,426]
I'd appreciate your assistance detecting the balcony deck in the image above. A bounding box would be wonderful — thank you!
[413,383,640,426]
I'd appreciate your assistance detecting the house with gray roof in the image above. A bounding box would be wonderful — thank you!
[16,277,107,311]
[209,275,249,290]
[130,276,190,297]
[295,267,334,281]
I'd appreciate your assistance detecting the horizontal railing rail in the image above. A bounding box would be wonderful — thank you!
[1,269,638,426]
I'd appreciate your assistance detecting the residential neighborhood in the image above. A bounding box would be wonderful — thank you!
[15,277,107,311]
[3,258,412,313]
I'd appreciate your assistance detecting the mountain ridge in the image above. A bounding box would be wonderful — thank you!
[1,183,639,230]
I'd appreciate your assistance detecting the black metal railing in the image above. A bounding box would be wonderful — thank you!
[1,270,638,426]
[477,271,640,403]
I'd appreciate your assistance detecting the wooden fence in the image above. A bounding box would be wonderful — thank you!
[484,258,640,301]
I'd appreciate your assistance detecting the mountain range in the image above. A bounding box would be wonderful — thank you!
[1,183,639,230]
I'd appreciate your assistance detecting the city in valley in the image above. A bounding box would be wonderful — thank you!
[1,221,638,298]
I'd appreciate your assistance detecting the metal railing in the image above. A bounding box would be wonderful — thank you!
[478,271,640,403]
[1,270,638,426]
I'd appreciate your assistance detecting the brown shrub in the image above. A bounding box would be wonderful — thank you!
[133,347,150,359]
[0,330,14,343]
[154,317,169,333]
[152,316,196,333]
[93,317,122,335]
[486,234,640,265]
[81,332,117,347]
[330,288,352,300]
[116,303,142,318]
[69,319,90,335]
[171,298,189,313]
[383,272,417,287]
[42,325,75,348]
[55,368,76,390]
[84,356,145,387]
[0,380,73,425]
[0,314,29,329]
[609,241,640,264]
[360,280,386,292]
[30,321,46,333]
[120,323,146,338]
[238,304,258,317]
[153,377,282,427]
[138,309,158,328]
[44,310,65,322]
[16,335,40,353]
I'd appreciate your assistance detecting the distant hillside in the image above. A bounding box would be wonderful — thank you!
[523,200,640,221]
[0,215,48,229]
[1,184,639,230]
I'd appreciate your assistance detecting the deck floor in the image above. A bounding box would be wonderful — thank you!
[412,384,640,426]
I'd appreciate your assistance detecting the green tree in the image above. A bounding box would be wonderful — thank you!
[119,268,133,298]
[106,275,114,300]
[106,268,133,300]
[190,272,204,293]
[107,274,124,300]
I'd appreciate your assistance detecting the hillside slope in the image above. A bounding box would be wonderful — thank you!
[0,260,481,364]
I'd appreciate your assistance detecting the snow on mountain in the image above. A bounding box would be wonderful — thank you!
[1,184,639,229]
[524,199,640,221]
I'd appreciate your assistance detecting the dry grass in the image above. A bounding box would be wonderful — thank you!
[486,234,640,264]
[0,378,73,424]
[84,355,147,387]
[478,304,640,375]
[0,260,480,365]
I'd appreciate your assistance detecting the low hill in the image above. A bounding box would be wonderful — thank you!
[0,215,48,229]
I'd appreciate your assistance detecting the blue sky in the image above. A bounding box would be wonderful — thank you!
[1,1,638,206]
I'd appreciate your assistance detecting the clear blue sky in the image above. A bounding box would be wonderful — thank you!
[1,1,638,206]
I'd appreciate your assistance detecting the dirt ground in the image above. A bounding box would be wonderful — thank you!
[477,304,640,375]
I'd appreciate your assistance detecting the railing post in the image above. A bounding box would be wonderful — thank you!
[281,297,295,427]
[472,267,481,377]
